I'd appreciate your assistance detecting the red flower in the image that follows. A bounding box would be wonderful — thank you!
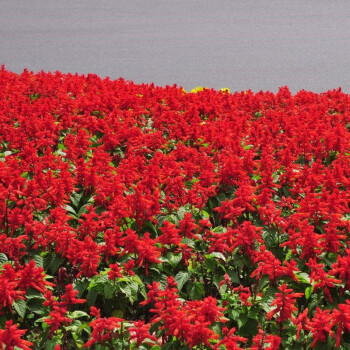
[0,264,25,313]
[307,258,342,303]
[233,285,252,307]
[266,284,303,323]
[59,284,86,308]
[18,260,54,293]
[128,320,157,347]
[292,308,311,339]
[135,232,162,275]
[330,301,350,347]
[108,263,123,280]
[84,309,124,348]
[309,307,335,348]
[0,320,33,350]
[215,327,247,350]
[251,329,281,350]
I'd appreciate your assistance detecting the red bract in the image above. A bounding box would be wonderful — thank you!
[128,320,157,347]
[250,329,281,350]
[309,307,335,348]
[266,284,303,323]
[0,264,25,313]
[136,232,162,275]
[0,320,33,350]
[232,285,252,306]
[145,277,222,348]
[330,249,350,292]
[214,327,247,350]
[84,313,124,348]
[306,258,342,303]
[108,263,123,280]
[59,284,86,307]
[292,307,311,340]
[330,301,350,347]
[251,246,299,284]
[17,260,54,293]
[44,284,85,333]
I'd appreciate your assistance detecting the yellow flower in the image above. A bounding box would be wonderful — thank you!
[190,86,207,93]
[220,87,230,94]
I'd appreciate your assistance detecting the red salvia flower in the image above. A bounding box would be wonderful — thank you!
[266,284,303,323]
[214,327,248,350]
[0,320,33,350]
[309,307,335,348]
[250,329,281,350]
[128,320,157,347]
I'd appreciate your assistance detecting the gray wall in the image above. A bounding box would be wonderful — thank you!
[1,0,350,93]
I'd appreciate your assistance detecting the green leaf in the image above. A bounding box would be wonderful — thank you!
[104,283,117,300]
[260,289,277,313]
[129,281,139,297]
[65,204,77,215]
[285,249,293,261]
[228,308,240,321]
[132,275,147,298]
[295,272,311,284]
[88,274,108,290]
[158,274,168,290]
[73,279,89,298]
[227,270,240,284]
[160,343,173,350]
[166,252,182,268]
[217,192,226,202]
[305,286,313,300]
[204,258,216,272]
[27,298,44,315]
[210,252,226,262]
[49,254,65,274]
[187,282,205,300]
[175,271,190,291]
[213,274,224,290]
[0,253,8,264]
[69,311,89,319]
[13,299,26,318]
[26,288,45,300]
[70,191,84,208]
[119,284,132,301]
[65,319,82,333]
[248,307,259,319]
[239,317,258,336]
[34,316,48,325]
[119,281,139,304]
[77,205,89,217]
[44,339,61,350]
[111,309,124,318]
[32,254,43,268]
[212,226,226,233]
[237,313,248,328]
[201,210,210,219]
[87,287,99,306]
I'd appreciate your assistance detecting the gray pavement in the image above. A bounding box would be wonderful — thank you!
[1,0,350,93]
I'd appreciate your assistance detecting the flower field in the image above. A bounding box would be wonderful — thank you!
[1,67,350,349]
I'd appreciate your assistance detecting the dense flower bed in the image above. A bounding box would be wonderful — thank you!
[1,66,350,349]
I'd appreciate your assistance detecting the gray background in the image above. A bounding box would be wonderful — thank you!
[1,0,350,93]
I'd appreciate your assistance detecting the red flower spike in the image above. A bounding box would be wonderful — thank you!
[251,329,281,350]
[0,320,33,350]
[309,307,335,348]
[266,284,303,323]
